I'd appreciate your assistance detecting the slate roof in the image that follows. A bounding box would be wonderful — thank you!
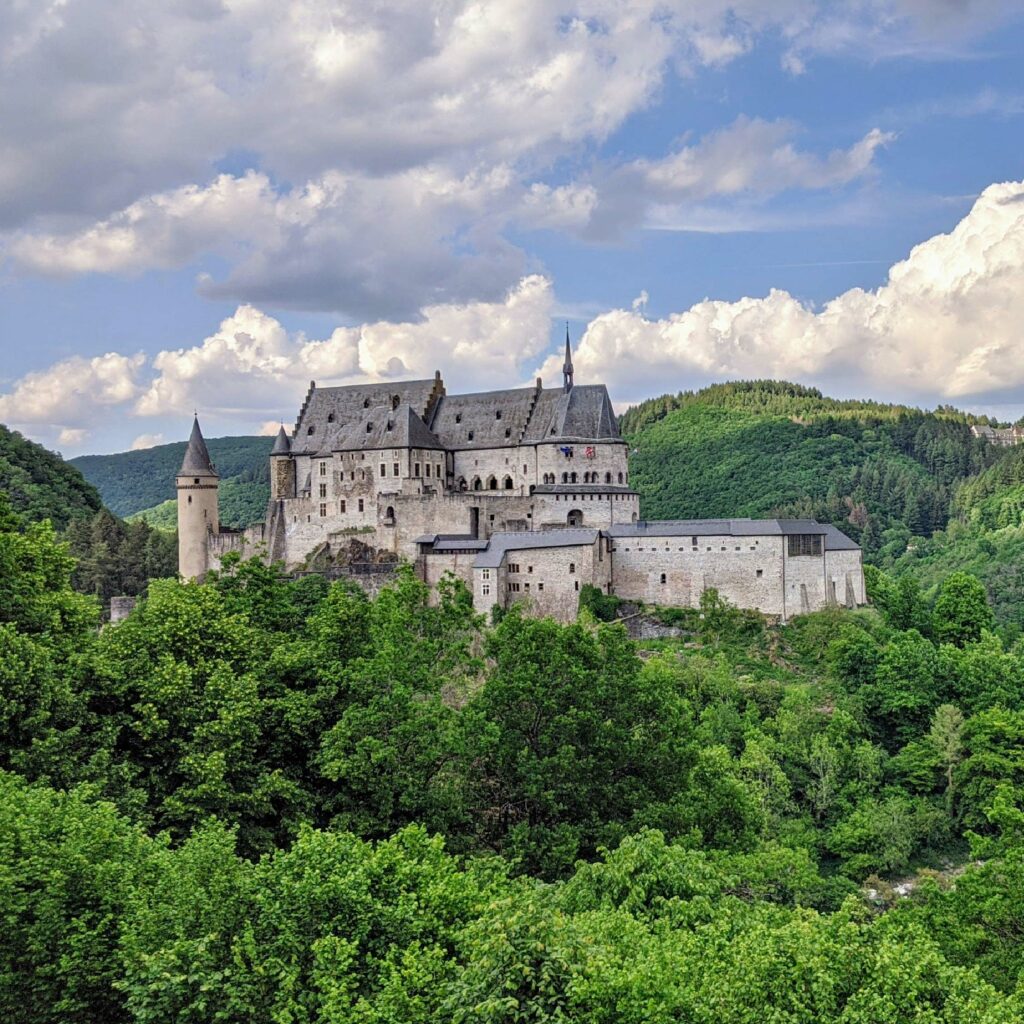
[178,417,218,476]
[820,524,861,551]
[607,518,826,538]
[292,379,440,454]
[290,374,621,455]
[532,484,636,495]
[473,529,600,568]
[271,425,291,455]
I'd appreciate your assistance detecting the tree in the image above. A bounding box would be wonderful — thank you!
[933,572,994,647]
[928,704,964,817]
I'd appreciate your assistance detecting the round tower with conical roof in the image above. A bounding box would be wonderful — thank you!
[176,416,220,579]
[269,424,296,499]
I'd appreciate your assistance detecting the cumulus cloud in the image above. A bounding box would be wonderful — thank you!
[130,433,164,450]
[536,180,1024,402]
[57,428,88,447]
[0,351,146,428]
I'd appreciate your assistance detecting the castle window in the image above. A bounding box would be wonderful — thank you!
[363,398,370,408]
[468,431,474,441]
[366,423,373,432]
[426,464,431,477]
[393,463,399,476]
[350,471,355,480]
[473,477,482,491]
[692,536,698,546]
[340,500,347,512]
[561,472,568,483]
[574,580,579,591]
[524,582,530,592]
[194,477,199,484]
[660,573,666,584]
[568,562,576,574]
[414,463,420,476]
[319,503,327,517]
[605,472,612,483]
[618,472,624,484]
[392,395,400,410]
[320,462,327,475]
[495,410,502,420]
[483,569,490,580]
[505,428,511,438]
[538,582,543,591]
[455,413,462,423]
[319,483,327,498]
[386,421,393,432]
[482,585,490,597]
[488,476,497,490]
[380,464,387,477]
[787,534,823,557]
[385,505,395,522]
[187,495,192,504]
[358,499,364,512]
[503,476,513,490]
[307,425,315,435]
[570,472,577,483]
[756,569,763,578]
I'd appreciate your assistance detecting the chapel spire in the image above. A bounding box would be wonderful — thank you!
[562,322,574,393]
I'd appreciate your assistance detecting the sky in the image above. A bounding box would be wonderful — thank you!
[1,1,1024,456]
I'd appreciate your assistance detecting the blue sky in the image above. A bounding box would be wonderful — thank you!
[1,1,1024,454]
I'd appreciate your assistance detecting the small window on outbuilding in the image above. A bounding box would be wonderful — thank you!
[660,573,666,584]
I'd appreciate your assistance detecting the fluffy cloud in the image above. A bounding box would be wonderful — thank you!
[130,433,164,450]
[133,275,554,419]
[537,180,1024,401]
[0,351,146,428]
[5,181,1024,450]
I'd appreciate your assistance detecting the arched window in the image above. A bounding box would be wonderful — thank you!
[473,477,482,491]
[363,398,370,408]
[307,425,315,435]
[605,472,612,483]
[327,413,335,423]
[567,509,583,527]
[457,476,467,491]
[570,472,578,483]
[618,472,624,484]
[392,395,400,410]
[384,505,395,523]
[503,476,513,490]
[561,472,568,483]
[487,475,498,490]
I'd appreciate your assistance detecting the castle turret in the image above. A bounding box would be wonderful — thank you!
[270,424,296,499]
[176,416,219,579]
[562,323,574,393]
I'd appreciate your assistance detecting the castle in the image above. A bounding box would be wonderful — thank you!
[177,335,866,622]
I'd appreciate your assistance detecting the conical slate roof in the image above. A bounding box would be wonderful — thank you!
[178,416,218,476]
[271,424,291,455]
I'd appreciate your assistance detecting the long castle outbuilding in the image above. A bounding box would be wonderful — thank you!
[177,336,866,621]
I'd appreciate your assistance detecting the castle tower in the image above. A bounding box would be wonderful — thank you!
[176,416,219,579]
[562,323,574,393]
[270,424,296,499]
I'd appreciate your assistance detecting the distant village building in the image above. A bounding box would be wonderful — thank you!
[970,424,1024,447]
[176,334,866,621]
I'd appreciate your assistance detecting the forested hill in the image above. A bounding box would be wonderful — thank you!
[620,381,1003,556]
[0,424,103,528]
[71,434,272,524]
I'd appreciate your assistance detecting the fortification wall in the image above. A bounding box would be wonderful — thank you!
[825,549,867,607]
[611,533,786,616]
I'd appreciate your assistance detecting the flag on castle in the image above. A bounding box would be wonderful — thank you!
[560,445,574,458]
[585,446,596,458]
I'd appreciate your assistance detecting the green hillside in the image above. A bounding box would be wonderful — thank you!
[0,424,103,528]
[621,381,1000,553]
[129,478,271,531]
[72,434,272,519]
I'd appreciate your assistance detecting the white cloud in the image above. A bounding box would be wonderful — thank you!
[537,180,1024,401]
[133,275,554,419]
[259,420,285,436]
[57,427,88,447]
[130,433,164,450]
[0,351,146,427]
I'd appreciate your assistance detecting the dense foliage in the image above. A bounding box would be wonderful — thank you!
[128,474,271,531]
[5,501,1024,1020]
[620,381,999,559]
[0,423,102,527]
[71,434,272,519]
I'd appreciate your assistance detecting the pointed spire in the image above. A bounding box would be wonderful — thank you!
[271,423,291,456]
[562,322,574,393]
[178,415,218,476]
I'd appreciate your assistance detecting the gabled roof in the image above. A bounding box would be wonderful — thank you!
[521,385,620,443]
[178,417,218,476]
[332,402,443,451]
[473,529,600,568]
[430,387,538,449]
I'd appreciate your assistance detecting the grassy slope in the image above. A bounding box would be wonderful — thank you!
[72,435,272,519]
